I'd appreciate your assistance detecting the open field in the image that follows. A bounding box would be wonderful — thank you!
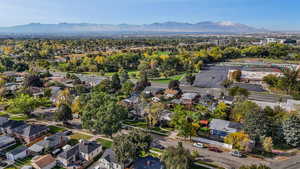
[150,74,185,84]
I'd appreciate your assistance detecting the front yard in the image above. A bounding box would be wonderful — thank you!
[123,120,171,135]
[96,138,113,149]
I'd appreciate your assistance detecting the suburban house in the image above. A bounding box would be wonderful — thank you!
[209,119,242,138]
[98,149,124,169]
[57,140,102,168]
[14,124,49,144]
[6,146,28,161]
[0,135,16,151]
[164,89,181,98]
[143,87,165,97]
[32,154,56,169]
[181,92,200,105]
[1,120,27,135]
[131,156,164,169]
[29,132,68,154]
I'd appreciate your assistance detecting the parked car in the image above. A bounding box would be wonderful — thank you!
[231,150,243,157]
[208,147,222,153]
[193,142,205,148]
[51,148,62,156]
[151,143,165,150]
[63,130,73,136]
[0,162,7,168]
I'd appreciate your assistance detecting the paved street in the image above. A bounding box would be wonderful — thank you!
[152,134,269,169]
[270,155,300,169]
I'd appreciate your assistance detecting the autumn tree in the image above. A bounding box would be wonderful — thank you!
[224,132,251,151]
[161,142,193,169]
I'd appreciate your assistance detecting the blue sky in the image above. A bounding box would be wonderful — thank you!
[0,0,299,30]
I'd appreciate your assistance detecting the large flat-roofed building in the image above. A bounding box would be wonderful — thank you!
[228,67,283,83]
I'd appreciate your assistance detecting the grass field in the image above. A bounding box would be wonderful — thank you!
[70,132,92,140]
[96,138,113,149]
[151,74,185,84]
[48,125,66,134]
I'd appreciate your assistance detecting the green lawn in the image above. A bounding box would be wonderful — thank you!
[70,132,92,140]
[96,138,113,149]
[48,125,66,134]
[151,74,185,84]
[9,114,28,121]
[123,121,170,135]
[0,111,7,116]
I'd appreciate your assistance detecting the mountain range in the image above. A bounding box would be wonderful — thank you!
[0,21,267,34]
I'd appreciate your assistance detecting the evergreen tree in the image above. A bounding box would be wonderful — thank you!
[282,114,300,147]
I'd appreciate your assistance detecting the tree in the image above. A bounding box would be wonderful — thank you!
[239,164,271,169]
[94,78,112,93]
[262,137,273,153]
[112,129,152,167]
[54,104,73,122]
[282,114,300,147]
[81,92,127,137]
[213,102,230,120]
[243,109,271,141]
[185,73,195,85]
[119,69,129,83]
[121,80,134,96]
[111,73,121,92]
[231,101,260,122]
[281,68,300,94]
[6,94,51,115]
[224,132,251,151]
[231,70,242,82]
[161,142,193,169]
[55,88,72,107]
[229,86,249,101]
[168,80,180,90]
[24,73,43,87]
[145,102,164,128]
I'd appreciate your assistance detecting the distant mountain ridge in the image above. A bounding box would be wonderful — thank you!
[0,21,267,34]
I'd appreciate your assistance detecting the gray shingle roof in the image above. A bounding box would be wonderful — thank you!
[58,140,101,160]
[101,149,117,163]
[8,146,27,155]
[209,119,242,133]
[16,125,49,137]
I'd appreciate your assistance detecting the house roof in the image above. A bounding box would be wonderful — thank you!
[209,119,242,133]
[58,140,101,159]
[0,136,15,148]
[132,156,164,169]
[0,116,9,126]
[16,125,49,137]
[29,144,44,153]
[78,140,101,154]
[181,93,198,100]
[101,149,117,164]
[2,120,26,130]
[57,144,79,159]
[8,146,27,155]
[33,154,56,169]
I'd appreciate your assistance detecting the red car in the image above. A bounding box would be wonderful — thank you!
[208,147,223,153]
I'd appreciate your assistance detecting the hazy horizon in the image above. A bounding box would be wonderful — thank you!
[1,0,300,31]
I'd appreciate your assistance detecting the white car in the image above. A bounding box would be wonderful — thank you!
[231,150,243,157]
[193,142,205,148]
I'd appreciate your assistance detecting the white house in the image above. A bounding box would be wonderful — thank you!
[6,146,28,161]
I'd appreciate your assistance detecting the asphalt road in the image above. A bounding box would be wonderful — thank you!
[269,155,300,169]
[152,135,269,169]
